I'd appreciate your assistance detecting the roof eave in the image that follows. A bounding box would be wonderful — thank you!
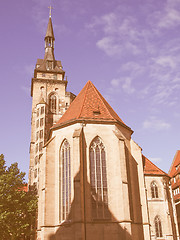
[144,173,170,178]
[51,118,133,132]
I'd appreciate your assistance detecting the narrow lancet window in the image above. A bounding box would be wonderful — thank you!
[89,137,109,219]
[151,181,159,198]
[155,216,163,237]
[60,140,71,222]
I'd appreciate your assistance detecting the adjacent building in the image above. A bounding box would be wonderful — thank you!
[169,150,180,233]
[28,12,179,240]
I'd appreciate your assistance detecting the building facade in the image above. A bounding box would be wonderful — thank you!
[169,151,180,233]
[28,14,75,188]
[28,14,179,240]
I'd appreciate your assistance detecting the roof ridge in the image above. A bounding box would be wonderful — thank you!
[90,81,113,119]
[77,81,90,119]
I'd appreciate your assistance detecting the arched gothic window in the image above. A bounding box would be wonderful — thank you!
[49,93,57,113]
[151,181,159,198]
[59,140,71,222]
[155,216,163,237]
[89,137,109,219]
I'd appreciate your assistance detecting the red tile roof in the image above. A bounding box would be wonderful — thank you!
[19,184,28,192]
[169,150,180,177]
[143,155,169,177]
[52,81,131,130]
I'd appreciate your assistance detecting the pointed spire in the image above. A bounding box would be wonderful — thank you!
[44,7,55,69]
[45,16,55,40]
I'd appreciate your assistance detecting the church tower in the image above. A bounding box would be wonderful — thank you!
[28,11,75,187]
[28,10,179,240]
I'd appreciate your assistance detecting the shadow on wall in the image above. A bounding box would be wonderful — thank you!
[48,172,132,240]
[48,130,145,240]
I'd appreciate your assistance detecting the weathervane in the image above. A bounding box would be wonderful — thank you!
[48,5,53,18]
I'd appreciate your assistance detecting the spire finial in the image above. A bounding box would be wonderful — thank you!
[48,6,53,18]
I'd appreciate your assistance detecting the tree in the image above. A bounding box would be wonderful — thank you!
[0,154,37,240]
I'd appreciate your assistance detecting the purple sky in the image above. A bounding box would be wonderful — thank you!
[0,0,180,181]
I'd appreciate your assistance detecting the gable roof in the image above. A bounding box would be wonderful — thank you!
[143,155,169,177]
[52,80,132,130]
[169,150,180,177]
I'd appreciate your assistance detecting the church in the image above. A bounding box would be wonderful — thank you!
[28,12,179,240]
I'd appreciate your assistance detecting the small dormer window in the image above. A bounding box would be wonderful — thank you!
[46,61,53,70]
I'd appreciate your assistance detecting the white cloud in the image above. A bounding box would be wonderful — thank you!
[111,78,120,87]
[96,36,121,57]
[110,77,135,95]
[154,56,176,69]
[143,116,171,131]
[88,12,143,57]
[122,77,135,94]
[88,1,180,107]
[146,0,180,31]
[158,8,180,29]
[121,61,144,76]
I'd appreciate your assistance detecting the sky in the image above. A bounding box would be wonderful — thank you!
[0,0,180,181]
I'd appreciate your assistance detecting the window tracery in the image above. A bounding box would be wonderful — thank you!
[89,137,109,219]
[155,215,163,237]
[59,140,71,222]
[151,181,159,198]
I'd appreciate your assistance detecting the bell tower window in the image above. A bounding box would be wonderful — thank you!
[49,93,57,114]
[46,61,53,70]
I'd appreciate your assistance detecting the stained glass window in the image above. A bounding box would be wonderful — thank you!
[89,137,109,219]
[155,216,163,237]
[151,181,158,198]
[60,140,71,222]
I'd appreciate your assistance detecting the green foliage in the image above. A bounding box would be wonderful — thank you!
[0,154,37,240]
